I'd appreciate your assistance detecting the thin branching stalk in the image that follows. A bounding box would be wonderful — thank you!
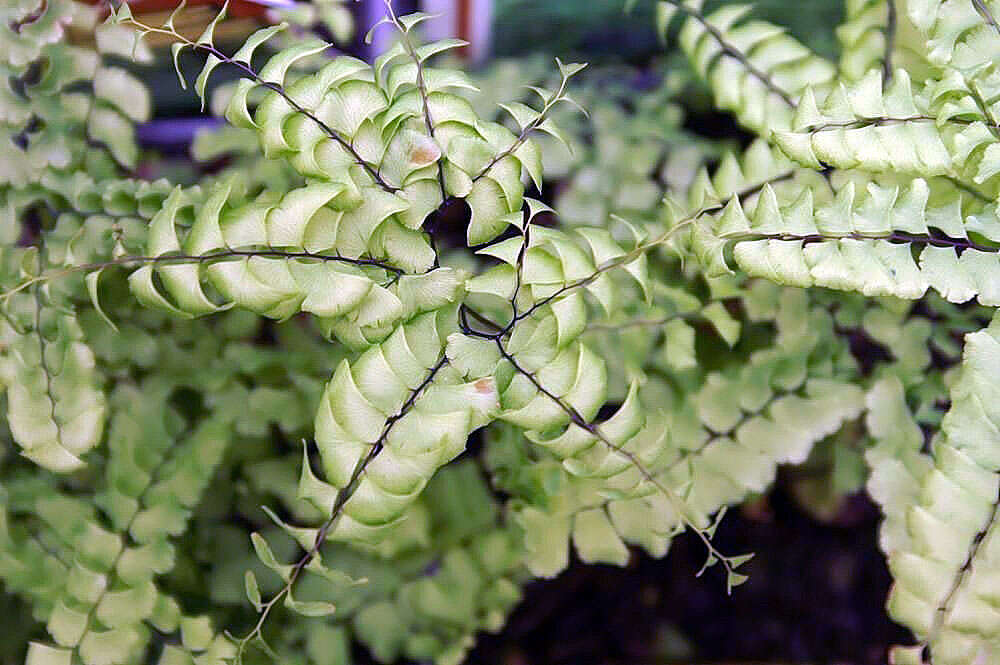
[115,10,399,193]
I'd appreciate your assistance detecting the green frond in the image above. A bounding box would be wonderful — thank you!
[668,1,837,135]
[0,0,73,68]
[243,308,500,635]
[910,0,1000,73]
[866,375,932,557]
[494,284,863,578]
[342,462,524,665]
[219,34,544,246]
[681,175,1000,305]
[8,2,1000,663]
[25,378,236,665]
[771,68,1000,188]
[122,181,439,326]
[468,217,649,322]
[0,479,92,616]
[0,313,106,472]
[882,313,1000,665]
[773,69,950,174]
[305,308,494,547]
[838,0,897,82]
[1,39,139,187]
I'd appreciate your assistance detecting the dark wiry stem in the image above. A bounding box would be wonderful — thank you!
[236,354,449,657]
[383,0,448,200]
[729,229,1000,254]
[117,16,398,193]
[494,338,739,587]
[661,0,796,107]
[973,0,1000,37]
[510,218,531,315]
[472,69,573,182]
[928,488,1000,646]
[459,303,504,334]
[800,114,1000,133]
[3,249,404,303]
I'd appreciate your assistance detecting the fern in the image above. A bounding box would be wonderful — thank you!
[867,317,1000,665]
[661,0,837,135]
[6,0,1000,664]
[0,311,106,472]
[651,0,1000,661]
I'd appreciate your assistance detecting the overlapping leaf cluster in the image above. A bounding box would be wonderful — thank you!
[6,1,1000,665]
[652,1,1000,663]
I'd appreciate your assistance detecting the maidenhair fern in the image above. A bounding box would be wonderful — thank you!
[653,0,1000,662]
[4,0,1000,664]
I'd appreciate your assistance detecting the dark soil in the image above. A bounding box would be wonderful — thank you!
[469,484,912,665]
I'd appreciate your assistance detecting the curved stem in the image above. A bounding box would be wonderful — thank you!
[383,0,448,200]
[117,16,398,193]
[494,338,741,588]
[662,0,796,107]
[472,70,572,183]
[236,354,449,658]
[2,249,404,303]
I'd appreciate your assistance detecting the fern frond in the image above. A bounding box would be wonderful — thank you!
[909,0,1000,73]
[838,0,899,82]
[1,0,73,68]
[0,309,106,473]
[771,69,1000,187]
[882,313,1000,665]
[492,284,863,581]
[456,279,751,582]
[0,478,90,616]
[663,1,836,135]
[239,308,499,652]
[121,181,440,324]
[773,69,951,175]
[113,5,577,250]
[682,176,1000,305]
[866,375,933,558]
[1,42,141,187]
[345,462,523,665]
[306,310,496,546]
[468,214,648,325]
[12,1,1000,663]
[37,381,234,665]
